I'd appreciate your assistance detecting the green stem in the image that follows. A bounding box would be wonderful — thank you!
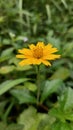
[2,101,14,122]
[18,0,23,31]
[36,65,40,105]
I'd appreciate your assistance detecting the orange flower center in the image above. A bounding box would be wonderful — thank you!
[33,47,43,59]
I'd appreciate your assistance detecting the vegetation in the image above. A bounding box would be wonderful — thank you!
[0,0,73,130]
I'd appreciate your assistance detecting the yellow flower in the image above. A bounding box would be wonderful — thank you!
[16,42,61,66]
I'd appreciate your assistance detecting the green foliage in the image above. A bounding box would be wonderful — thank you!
[0,122,23,130]
[49,87,73,130]
[52,121,72,130]
[50,67,70,80]
[40,79,62,103]
[0,78,28,95]
[0,0,73,129]
[18,106,51,130]
[59,87,73,110]
[10,89,36,104]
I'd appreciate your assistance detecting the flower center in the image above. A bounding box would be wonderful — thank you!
[33,47,43,59]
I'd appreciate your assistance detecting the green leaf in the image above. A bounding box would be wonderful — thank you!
[61,0,68,9]
[24,82,37,91]
[52,121,71,130]
[0,65,15,74]
[50,67,70,80]
[0,122,23,130]
[64,87,73,110]
[37,115,52,130]
[10,89,36,104]
[49,108,65,122]
[40,79,62,103]
[50,107,73,122]
[59,87,73,111]
[18,106,50,130]
[65,112,73,121]
[0,122,6,130]
[1,48,14,57]
[0,55,11,62]
[63,42,73,57]
[0,47,14,62]
[18,106,37,130]
[0,78,28,95]
[7,124,24,130]
[0,101,8,117]
[16,65,32,71]
[0,16,5,23]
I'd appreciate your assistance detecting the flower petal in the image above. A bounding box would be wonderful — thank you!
[44,47,58,54]
[19,59,32,66]
[43,54,61,60]
[41,60,51,66]
[37,42,45,48]
[45,44,53,49]
[29,44,35,50]
[18,49,28,54]
[48,48,58,53]
[18,49,33,57]
[16,55,25,58]
[30,58,42,65]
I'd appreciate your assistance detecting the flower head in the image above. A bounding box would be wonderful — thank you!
[16,42,60,66]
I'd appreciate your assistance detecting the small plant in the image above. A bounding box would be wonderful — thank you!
[0,0,73,130]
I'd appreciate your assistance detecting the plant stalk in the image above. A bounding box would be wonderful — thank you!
[36,65,41,105]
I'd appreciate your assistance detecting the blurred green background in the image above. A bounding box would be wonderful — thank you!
[0,0,73,130]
